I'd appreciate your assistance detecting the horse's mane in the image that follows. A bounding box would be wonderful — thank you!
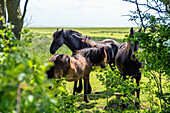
[119,42,127,49]
[73,47,105,64]
[65,29,91,39]
[64,29,82,36]
[49,54,70,63]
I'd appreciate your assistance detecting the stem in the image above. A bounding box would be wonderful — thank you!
[150,71,161,109]
[159,71,163,109]
[135,0,146,32]
[106,87,109,111]
[17,83,22,113]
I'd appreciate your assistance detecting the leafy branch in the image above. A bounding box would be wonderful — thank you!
[123,0,170,14]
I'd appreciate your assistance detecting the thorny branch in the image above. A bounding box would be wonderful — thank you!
[135,0,146,32]
[123,0,170,14]
[150,71,170,106]
[122,14,139,26]
[24,16,33,27]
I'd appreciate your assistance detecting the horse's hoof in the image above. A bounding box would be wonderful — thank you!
[84,99,90,103]
[76,87,83,93]
[48,86,53,90]
[122,103,128,109]
[122,105,127,109]
[135,102,140,109]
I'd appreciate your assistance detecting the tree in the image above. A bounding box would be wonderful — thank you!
[123,0,170,112]
[123,0,169,14]
[123,0,169,31]
[0,0,29,39]
[0,0,6,29]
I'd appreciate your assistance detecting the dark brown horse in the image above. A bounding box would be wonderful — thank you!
[50,29,120,93]
[46,47,107,103]
[115,27,142,109]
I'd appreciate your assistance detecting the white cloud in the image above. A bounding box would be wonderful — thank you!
[21,0,137,27]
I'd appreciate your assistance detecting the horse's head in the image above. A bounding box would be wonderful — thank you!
[50,29,64,54]
[129,27,142,62]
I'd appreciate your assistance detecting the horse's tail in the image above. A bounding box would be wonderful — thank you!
[46,66,55,79]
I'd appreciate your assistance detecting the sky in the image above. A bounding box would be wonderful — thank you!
[21,0,137,27]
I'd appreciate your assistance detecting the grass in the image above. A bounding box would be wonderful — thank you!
[23,27,137,112]
[22,27,165,112]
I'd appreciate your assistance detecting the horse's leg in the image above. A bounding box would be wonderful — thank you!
[76,78,83,93]
[83,76,89,103]
[109,60,117,71]
[122,75,128,109]
[109,62,115,88]
[46,66,55,79]
[135,74,141,109]
[109,63,114,70]
[87,76,92,94]
[131,79,135,95]
[73,80,77,95]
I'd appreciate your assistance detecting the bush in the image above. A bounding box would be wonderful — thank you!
[135,19,170,112]
[126,1,169,111]
[0,18,77,112]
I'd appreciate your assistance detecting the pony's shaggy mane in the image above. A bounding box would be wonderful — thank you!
[65,29,90,39]
[73,47,106,65]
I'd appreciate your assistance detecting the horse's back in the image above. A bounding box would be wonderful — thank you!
[96,39,120,64]
[66,55,91,82]
[98,39,120,46]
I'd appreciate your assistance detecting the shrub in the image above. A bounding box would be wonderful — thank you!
[0,18,77,112]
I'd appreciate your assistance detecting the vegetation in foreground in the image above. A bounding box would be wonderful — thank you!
[1,24,169,112]
[0,0,169,112]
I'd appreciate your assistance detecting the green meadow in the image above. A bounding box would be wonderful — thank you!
[24,27,130,64]
[22,27,164,112]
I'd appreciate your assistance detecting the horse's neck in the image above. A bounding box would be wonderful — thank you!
[126,41,133,58]
[63,32,96,52]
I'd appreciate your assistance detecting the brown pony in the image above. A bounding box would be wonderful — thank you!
[46,47,107,103]
[115,27,142,109]
[50,29,120,93]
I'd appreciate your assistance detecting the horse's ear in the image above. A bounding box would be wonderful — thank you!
[138,28,142,32]
[101,47,105,52]
[60,29,64,33]
[58,29,64,34]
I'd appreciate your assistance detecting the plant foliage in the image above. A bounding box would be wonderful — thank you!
[0,18,77,112]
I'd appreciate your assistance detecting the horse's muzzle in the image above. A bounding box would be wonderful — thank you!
[101,65,106,69]
[46,66,55,79]
[50,49,55,54]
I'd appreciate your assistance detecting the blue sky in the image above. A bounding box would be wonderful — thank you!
[21,0,137,27]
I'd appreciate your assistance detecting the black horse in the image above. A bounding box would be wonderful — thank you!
[115,27,142,109]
